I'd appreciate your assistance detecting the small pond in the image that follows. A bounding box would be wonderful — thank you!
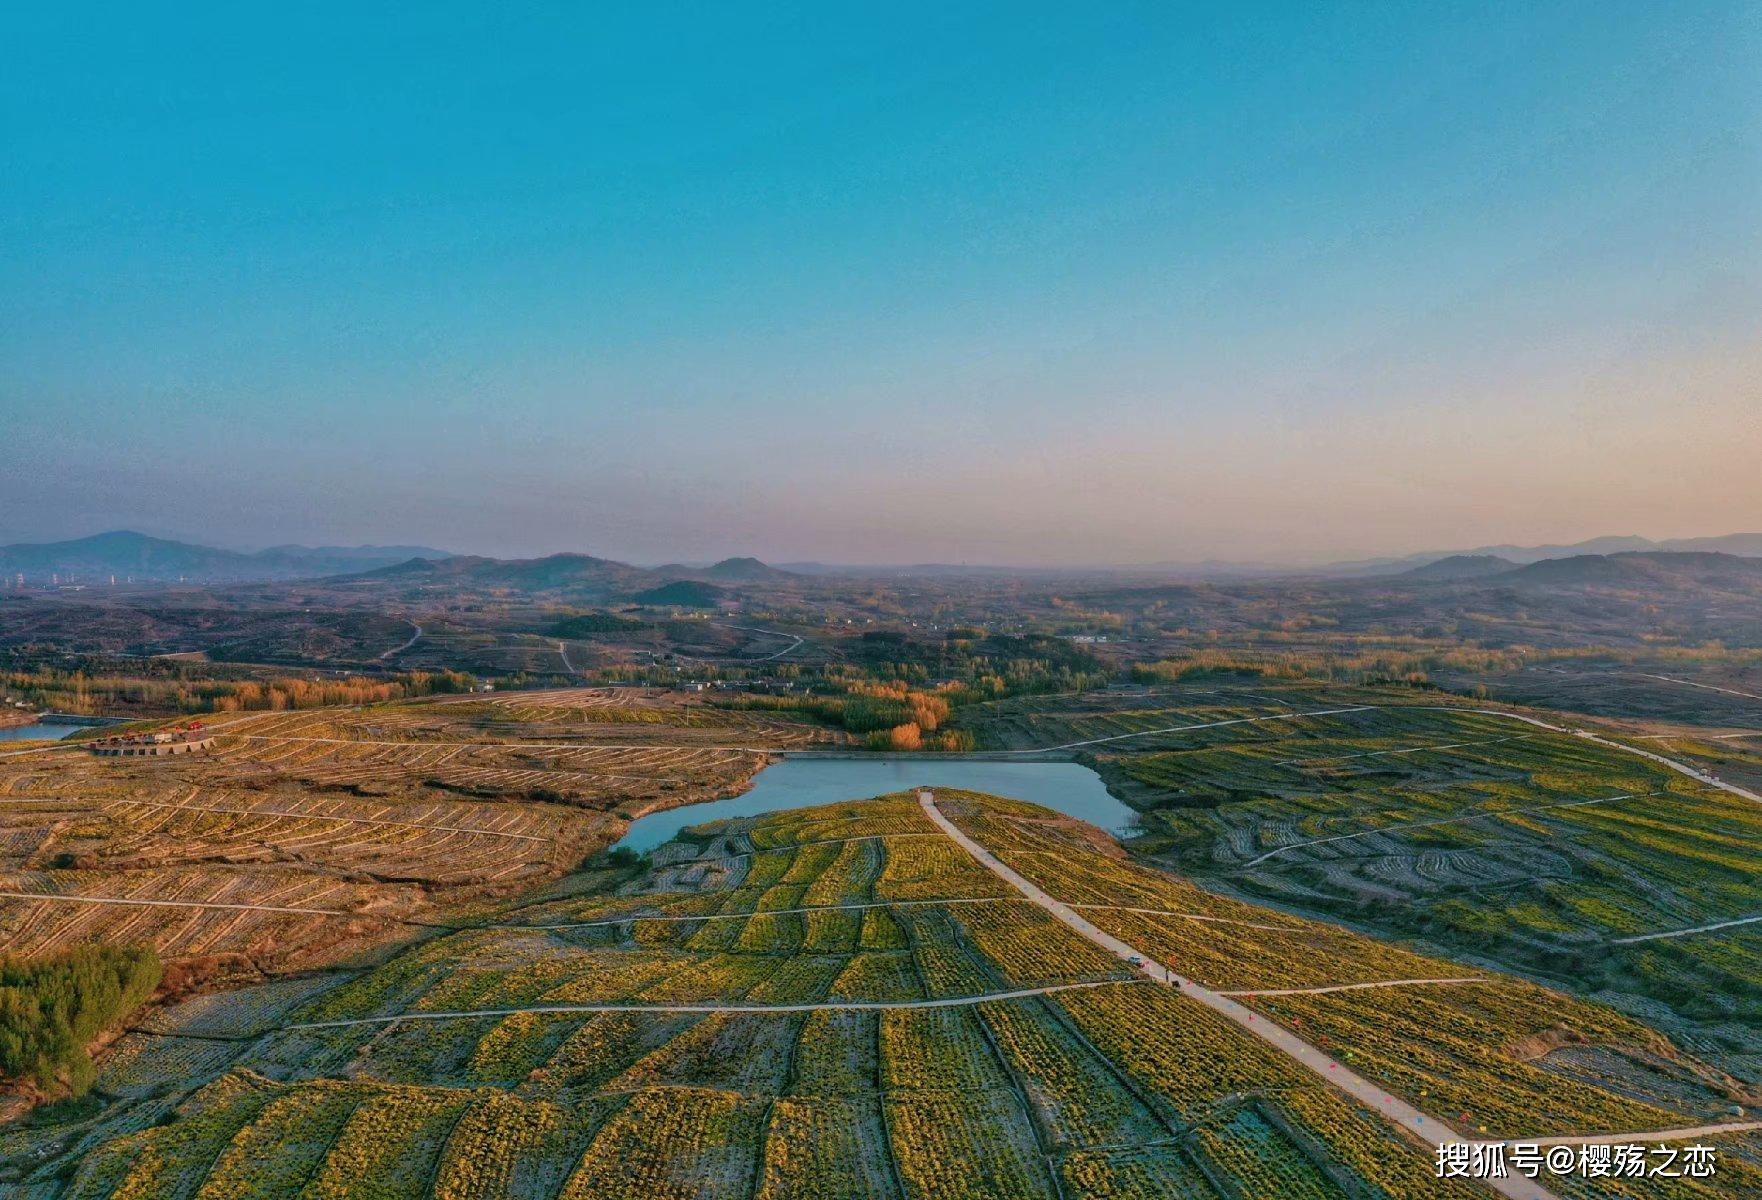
[0,722,87,743]
[612,756,1137,854]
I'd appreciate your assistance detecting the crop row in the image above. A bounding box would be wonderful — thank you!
[1242,981,1693,1137]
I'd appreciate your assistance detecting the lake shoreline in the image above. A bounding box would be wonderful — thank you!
[0,720,91,743]
[611,756,1136,855]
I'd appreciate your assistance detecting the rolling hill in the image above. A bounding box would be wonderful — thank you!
[0,531,451,583]
[1498,550,1762,588]
[632,579,728,607]
[1396,554,1518,581]
[1392,550,1762,591]
[338,553,792,605]
[344,552,652,598]
[698,556,798,582]
[1341,532,1762,576]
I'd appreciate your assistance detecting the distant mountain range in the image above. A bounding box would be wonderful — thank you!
[0,531,810,596]
[356,552,649,591]
[9,529,1761,591]
[1396,550,1762,589]
[340,551,794,602]
[780,534,1762,580]
[0,531,453,583]
[1332,533,1762,577]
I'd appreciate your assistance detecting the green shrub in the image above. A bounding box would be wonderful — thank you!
[0,945,161,1096]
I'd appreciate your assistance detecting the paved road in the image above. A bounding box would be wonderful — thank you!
[280,977,1140,1032]
[917,788,1561,1200]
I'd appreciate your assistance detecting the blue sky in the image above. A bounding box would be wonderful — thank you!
[2,3,1757,564]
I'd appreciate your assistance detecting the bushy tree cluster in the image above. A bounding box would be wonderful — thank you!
[204,670,473,711]
[0,945,161,1095]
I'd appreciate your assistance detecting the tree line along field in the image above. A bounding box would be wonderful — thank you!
[0,690,827,985]
[10,792,1761,1199]
[955,683,1762,1093]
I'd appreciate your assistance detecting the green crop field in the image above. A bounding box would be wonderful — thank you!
[957,683,1762,1089]
[10,789,1760,1199]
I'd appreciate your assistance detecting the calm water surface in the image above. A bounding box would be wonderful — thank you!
[0,722,85,742]
[613,757,1137,854]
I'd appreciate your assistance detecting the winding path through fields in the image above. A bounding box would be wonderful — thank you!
[379,620,423,661]
[719,623,806,662]
[1610,913,1762,944]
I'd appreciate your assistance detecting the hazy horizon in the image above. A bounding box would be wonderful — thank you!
[4,4,1759,566]
[6,523,1762,573]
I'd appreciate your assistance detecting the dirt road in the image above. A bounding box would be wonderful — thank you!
[917,787,1561,1200]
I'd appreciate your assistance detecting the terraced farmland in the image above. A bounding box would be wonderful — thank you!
[0,691,818,979]
[959,684,1762,1090]
[12,791,1760,1198]
[1431,665,1762,733]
